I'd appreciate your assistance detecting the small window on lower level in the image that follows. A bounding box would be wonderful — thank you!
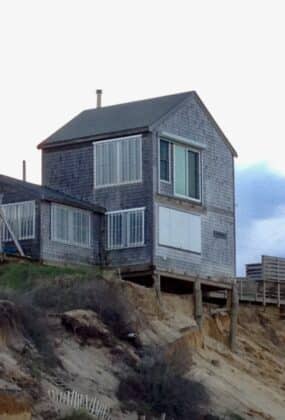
[51,204,91,247]
[106,207,145,250]
[0,201,35,241]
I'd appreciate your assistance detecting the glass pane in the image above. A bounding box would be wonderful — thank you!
[95,142,118,186]
[160,140,169,181]
[129,210,143,245]
[174,145,186,195]
[110,213,123,248]
[55,207,69,242]
[188,151,200,199]
[120,137,141,183]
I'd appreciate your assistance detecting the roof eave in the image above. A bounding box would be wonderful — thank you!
[41,197,105,214]
[37,126,151,150]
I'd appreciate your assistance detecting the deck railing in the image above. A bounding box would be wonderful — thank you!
[237,277,285,307]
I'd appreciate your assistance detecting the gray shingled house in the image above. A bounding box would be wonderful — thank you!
[0,91,237,288]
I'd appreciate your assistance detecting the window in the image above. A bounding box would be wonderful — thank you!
[51,204,91,247]
[94,135,142,188]
[0,201,35,242]
[106,207,145,250]
[159,206,201,253]
[160,139,170,182]
[174,144,201,200]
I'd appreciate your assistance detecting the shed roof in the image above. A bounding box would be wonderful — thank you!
[0,175,105,213]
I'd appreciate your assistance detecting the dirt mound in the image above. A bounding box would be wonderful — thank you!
[0,394,30,416]
[61,310,110,343]
[0,301,25,351]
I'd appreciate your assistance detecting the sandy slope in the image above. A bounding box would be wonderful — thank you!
[1,280,285,419]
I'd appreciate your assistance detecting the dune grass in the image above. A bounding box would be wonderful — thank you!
[0,261,98,291]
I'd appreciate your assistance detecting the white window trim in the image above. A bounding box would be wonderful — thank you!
[0,200,36,241]
[106,207,145,250]
[173,144,202,203]
[159,138,171,184]
[51,203,92,249]
[93,135,143,189]
[160,131,206,150]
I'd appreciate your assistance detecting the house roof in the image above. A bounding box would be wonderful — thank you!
[38,91,192,149]
[37,91,237,157]
[0,175,105,213]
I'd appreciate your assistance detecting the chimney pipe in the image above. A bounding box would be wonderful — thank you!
[96,89,102,108]
[22,160,26,182]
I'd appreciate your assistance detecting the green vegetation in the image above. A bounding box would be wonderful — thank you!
[58,410,94,420]
[0,262,98,291]
[118,346,209,419]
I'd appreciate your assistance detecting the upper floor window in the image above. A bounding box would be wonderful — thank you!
[174,144,201,201]
[160,139,170,182]
[0,201,35,241]
[94,135,142,188]
[51,204,91,248]
[106,207,145,250]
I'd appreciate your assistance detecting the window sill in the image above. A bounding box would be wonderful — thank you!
[158,242,201,256]
[2,237,35,242]
[51,239,92,250]
[94,180,143,189]
[106,244,146,251]
[156,193,206,213]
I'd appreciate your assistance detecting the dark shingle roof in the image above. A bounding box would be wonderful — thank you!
[37,90,237,157]
[0,175,104,213]
[38,91,192,149]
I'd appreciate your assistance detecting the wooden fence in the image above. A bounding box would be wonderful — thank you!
[48,389,112,419]
[48,389,174,419]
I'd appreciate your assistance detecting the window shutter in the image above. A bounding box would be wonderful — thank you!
[159,206,201,253]
[94,135,142,187]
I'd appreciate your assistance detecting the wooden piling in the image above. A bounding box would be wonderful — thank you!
[229,283,239,352]
[194,277,203,329]
[153,272,161,301]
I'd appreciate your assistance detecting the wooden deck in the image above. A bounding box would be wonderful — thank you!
[237,278,285,307]
[237,256,285,307]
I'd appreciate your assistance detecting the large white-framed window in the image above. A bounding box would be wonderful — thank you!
[106,207,145,250]
[174,144,201,201]
[158,206,201,254]
[51,204,91,248]
[94,135,142,188]
[0,201,36,242]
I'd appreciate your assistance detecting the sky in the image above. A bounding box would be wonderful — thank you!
[0,0,285,274]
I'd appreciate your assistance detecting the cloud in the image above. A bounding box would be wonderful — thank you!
[236,164,285,275]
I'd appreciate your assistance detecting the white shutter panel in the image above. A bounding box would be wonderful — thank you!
[159,206,201,253]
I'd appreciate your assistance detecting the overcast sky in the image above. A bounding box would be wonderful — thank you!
[1,1,284,274]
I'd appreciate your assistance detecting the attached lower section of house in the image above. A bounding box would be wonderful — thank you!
[0,175,104,266]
